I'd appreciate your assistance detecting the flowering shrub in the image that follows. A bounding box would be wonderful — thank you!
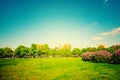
[92,50,112,63]
[111,49,120,64]
[81,50,112,63]
[114,49,120,56]
[81,52,96,61]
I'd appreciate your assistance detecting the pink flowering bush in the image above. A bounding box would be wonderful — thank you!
[92,50,112,63]
[81,50,112,63]
[114,49,120,56]
[111,49,120,64]
[81,52,96,61]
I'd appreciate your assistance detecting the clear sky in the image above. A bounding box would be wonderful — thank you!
[0,0,120,49]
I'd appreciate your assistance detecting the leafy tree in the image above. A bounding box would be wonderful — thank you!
[107,45,120,54]
[97,45,105,50]
[0,48,4,58]
[15,45,29,57]
[106,45,115,54]
[43,44,49,56]
[4,47,14,58]
[62,44,72,50]
[57,49,63,56]
[72,48,80,55]
[29,44,37,57]
[36,44,49,57]
[59,44,72,57]
[80,48,87,54]
[37,50,42,56]
[89,47,97,52]
[0,47,13,58]
[49,48,57,57]
[64,49,72,57]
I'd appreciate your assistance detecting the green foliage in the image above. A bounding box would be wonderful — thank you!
[72,48,80,55]
[36,44,49,57]
[62,44,72,50]
[58,49,72,57]
[57,49,63,56]
[80,48,86,54]
[80,47,97,55]
[29,44,37,57]
[64,49,72,57]
[72,48,81,56]
[0,47,13,58]
[1,44,120,61]
[97,45,106,50]
[107,45,120,54]
[37,50,42,56]
[56,44,72,57]
[0,48,4,58]
[49,48,57,57]
[15,45,29,57]
[42,44,49,56]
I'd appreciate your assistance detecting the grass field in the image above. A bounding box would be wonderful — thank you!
[0,58,120,80]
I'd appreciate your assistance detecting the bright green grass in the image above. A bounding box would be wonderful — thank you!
[0,58,120,80]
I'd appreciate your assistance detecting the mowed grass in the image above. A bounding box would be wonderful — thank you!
[0,58,120,80]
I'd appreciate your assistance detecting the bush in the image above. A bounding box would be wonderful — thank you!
[81,52,96,61]
[92,50,112,63]
[111,49,120,64]
[81,50,112,63]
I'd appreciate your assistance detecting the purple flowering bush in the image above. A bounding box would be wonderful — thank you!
[92,50,112,63]
[81,52,96,61]
[81,50,112,63]
[114,49,120,56]
[111,49,120,64]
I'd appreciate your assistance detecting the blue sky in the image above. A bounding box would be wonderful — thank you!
[0,0,120,49]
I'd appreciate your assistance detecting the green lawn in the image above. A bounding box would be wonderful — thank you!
[0,58,120,80]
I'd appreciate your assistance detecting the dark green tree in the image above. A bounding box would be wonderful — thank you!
[0,47,13,58]
[0,48,4,58]
[29,44,37,57]
[15,45,29,57]
[5,47,13,58]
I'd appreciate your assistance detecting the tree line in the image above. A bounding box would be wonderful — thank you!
[0,43,120,58]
